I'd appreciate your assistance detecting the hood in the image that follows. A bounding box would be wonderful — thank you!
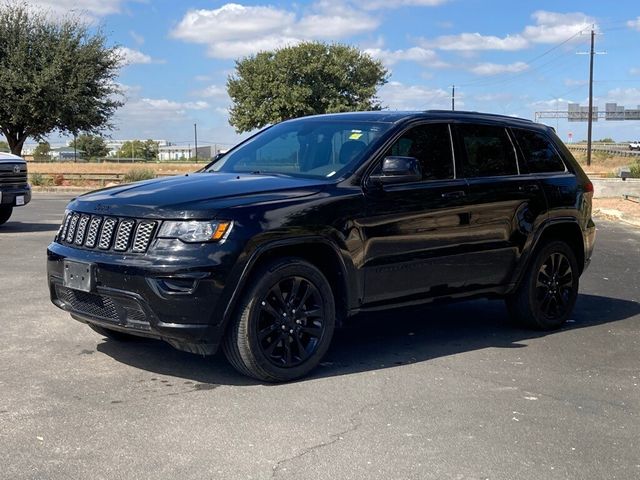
[69,172,325,219]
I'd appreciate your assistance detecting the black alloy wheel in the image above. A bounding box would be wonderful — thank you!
[534,252,574,320]
[223,257,335,382]
[506,240,579,330]
[256,276,326,368]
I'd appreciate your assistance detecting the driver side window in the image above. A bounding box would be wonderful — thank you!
[380,123,454,181]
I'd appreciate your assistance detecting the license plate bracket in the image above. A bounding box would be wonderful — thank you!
[63,260,95,293]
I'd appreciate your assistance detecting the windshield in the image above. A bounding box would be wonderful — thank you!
[207,119,392,179]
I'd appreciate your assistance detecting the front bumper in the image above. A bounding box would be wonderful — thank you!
[47,242,231,355]
[0,184,31,207]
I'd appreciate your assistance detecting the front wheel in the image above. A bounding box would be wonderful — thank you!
[0,206,13,226]
[223,258,335,382]
[506,241,579,330]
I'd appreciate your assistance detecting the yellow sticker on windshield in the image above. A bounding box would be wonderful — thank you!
[349,133,363,140]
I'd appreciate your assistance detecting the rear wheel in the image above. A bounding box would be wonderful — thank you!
[506,241,579,330]
[0,206,13,226]
[223,257,335,382]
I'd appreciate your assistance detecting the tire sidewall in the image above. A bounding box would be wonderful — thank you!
[527,241,579,329]
[241,259,335,381]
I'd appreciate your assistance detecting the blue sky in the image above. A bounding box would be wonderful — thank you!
[34,0,640,147]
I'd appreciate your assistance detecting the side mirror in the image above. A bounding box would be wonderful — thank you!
[370,156,422,185]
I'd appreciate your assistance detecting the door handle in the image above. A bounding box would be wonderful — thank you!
[441,190,466,199]
[519,184,540,193]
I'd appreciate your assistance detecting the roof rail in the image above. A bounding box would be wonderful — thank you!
[424,110,534,123]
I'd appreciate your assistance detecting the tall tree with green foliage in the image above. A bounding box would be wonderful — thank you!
[227,42,388,132]
[0,140,9,152]
[70,134,108,158]
[32,141,51,160]
[116,140,158,161]
[0,2,123,156]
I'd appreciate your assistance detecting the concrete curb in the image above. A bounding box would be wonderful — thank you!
[32,186,93,194]
[594,208,640,228]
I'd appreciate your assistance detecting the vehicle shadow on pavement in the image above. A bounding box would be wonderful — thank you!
[0,221,60,233]
[96,293,639,386]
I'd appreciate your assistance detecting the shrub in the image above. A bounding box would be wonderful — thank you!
[123,167,156,183]
[629,162,640,179]
[30,172,50,186]
[52,173,64,186]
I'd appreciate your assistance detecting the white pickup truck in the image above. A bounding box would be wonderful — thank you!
[629,141,640,151]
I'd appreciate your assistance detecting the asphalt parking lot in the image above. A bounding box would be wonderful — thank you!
[1,193,639,480]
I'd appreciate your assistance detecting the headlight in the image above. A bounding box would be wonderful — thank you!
[158,220,232,243]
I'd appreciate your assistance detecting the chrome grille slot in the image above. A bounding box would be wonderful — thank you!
[98,217,118,250]
[84,216,102,248]
[66,214,80,243]
[132,222,157,253]
[74,215,90,245]
[114,219,135,251]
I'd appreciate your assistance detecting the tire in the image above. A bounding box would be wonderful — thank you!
[0,206,13,226]
[88,324,138,341]
[506,241,579,330]
[222,257,335,382]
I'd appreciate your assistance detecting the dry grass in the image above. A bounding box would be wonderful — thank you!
[571,151,635,175]
[27,161,201,175]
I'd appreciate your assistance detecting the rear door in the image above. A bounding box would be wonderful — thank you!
[452,122,547,289]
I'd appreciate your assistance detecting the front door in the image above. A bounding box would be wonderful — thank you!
[361,122,470,304]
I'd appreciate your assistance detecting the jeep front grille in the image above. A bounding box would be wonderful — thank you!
[57,211,157,254]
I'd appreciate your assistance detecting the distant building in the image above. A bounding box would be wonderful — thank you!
[50,147,85,161]
[106,139,169,157]
[158,145,228,161]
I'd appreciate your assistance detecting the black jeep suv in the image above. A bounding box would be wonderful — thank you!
[47,111,595,382]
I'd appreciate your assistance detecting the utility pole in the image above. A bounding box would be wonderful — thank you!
[194,123,198,161]
[586,28,595,167]
[451,84,455,111]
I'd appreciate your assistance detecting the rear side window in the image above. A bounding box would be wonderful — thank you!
[383,123,454,181]
[456,124,518,177]
[513,129,566,173]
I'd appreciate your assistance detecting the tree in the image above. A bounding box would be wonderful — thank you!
[227,42,388,132]
[116,139,158,160]
[33,141,51,160]
[70,134,108,158]
[141,139,159,161]
[0,140,9,152]
[0,3,123,156]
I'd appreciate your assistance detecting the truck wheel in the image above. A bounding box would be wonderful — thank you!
[223,257,335,382]
[0,206,13,226]
[506,241,579,330]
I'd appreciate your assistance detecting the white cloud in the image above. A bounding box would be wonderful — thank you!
[603,88,640,107]
[129,30,145,46]
[194,85,228,99]
[364,46,443,67]
[422,32,528,51]
[378,81,451,110]
[171,2,379,59]
[113,95,211,137]
[470,61,529,76]
[523,11,594,44]
[527,98,573,109]
[28,0,127,18]
[116,47,164,66]
[420,10,593,53]
[359,0,448,10]
[628,17,640,31]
